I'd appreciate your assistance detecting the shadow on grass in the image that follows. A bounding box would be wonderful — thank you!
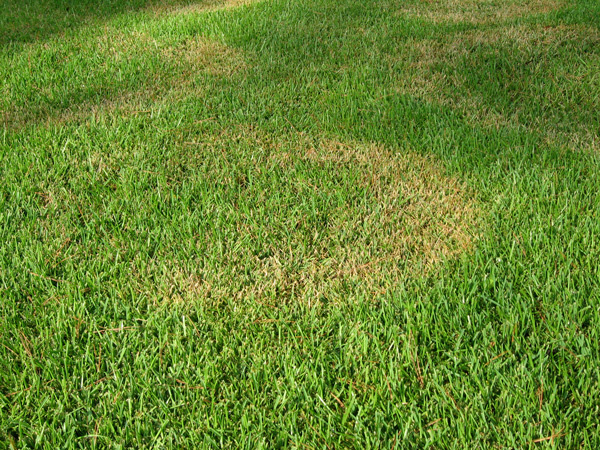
[218,0,598,152]
[0,0,220,48]
[5,0,598,157]
[0,1,249,130]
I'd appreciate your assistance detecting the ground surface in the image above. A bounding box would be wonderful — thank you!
[1,0,599,448]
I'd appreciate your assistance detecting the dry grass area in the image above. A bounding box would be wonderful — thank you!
[2,28,247,129]
[162,37,247,75]
[389,23,600,147]
[397,0,565,24]
[25,125,481,306]
[148,0,261,16]
[144,128,481,305]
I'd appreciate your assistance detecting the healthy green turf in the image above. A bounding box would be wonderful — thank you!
[1,0,600,448]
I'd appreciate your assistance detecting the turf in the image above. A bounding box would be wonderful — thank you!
[1,0,600,448]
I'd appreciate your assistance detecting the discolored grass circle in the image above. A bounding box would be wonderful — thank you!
[146,129,482,304]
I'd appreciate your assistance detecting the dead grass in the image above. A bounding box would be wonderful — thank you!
[147,128,481,305]
[297,136,479,267]
[162,38,247,76]
[2,28,247,129]
[147,0,261,16]
[389,23,600,146]
[397,0,565,25]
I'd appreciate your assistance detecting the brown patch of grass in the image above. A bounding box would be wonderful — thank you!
[148,0,261,16]
[389,24,600,146]
[3,28,247,129]
[162,38,247,76]
[390,33,510,129]
[397,0,565,25]
[29,92,162,130]
[155,269,211,304]
[299,137,479,267]
[146,129,481,305]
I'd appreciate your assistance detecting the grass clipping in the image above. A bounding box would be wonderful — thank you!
[151,130,481,305]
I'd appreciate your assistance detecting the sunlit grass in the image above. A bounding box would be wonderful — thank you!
[1,0,599,447]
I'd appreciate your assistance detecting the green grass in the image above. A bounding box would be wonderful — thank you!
[1,0,600,447]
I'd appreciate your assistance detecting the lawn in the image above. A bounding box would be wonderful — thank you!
[1,0,599,447]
